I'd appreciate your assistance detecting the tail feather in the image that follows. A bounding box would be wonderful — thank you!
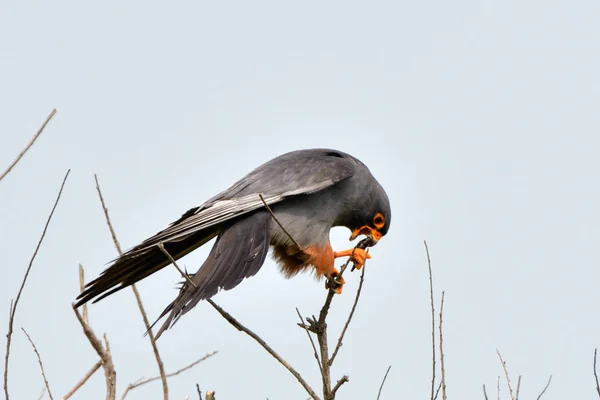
[74,228,218,308]
[153,210,271,338]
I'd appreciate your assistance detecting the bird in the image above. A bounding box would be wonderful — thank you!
[75,148,391,338]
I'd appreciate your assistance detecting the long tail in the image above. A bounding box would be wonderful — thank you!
[74,225,218,308]
[152,210,271,338]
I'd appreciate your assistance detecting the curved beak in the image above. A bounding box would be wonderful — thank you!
[349,226,382,244]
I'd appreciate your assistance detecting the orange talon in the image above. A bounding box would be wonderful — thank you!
[333,248,372,270]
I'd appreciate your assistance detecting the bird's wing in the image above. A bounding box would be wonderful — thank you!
[126,149,357,256]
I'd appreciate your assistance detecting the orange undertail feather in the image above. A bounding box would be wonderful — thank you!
[272,242,336,279]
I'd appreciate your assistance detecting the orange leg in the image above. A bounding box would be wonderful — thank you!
[333,248,371,270]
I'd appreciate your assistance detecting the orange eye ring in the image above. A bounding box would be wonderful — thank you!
[373,213,385,229]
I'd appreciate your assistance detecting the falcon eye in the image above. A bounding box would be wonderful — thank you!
[373,213,385,229]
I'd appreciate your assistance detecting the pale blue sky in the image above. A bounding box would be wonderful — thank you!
[1,0,599,399]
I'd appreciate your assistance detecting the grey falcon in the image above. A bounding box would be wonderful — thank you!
[75,148,391,337]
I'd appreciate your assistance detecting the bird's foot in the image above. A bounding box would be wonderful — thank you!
[333,248,371,270]
[324,268,345,294]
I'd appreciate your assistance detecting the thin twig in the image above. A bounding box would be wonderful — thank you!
[207,298,319,400]
[196,384,201,400]
[515,375,522,400]
[296,309,322,373]
[424,240,437,400]
[497,376,500,400]
[496,350,514,400]
[0,108,57,182]
[21,328,53,400]
[94,174,168,400]
[258,193,304,251]
[433,381,442,400]
[4,170,69,400]
[158,242,197,288]
[72,307,116,400]
[78,264,89,325]
[329,265,366,366]
[595,349,600,398]
[331,375,349,397]
[62,360,102,400]
[121,352,217,400]
[376,365,392,400]
[482,384,489,400]
[535,375,552,400]
[439,292,447,400]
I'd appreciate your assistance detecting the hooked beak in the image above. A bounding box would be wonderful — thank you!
[349,226,382,244]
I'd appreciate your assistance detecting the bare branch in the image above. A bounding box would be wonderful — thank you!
[4,170,70,400]
[515,375,522,400]
[207,298,319,400]
[329,265,366,366]
[482,384,489,400]
[78,265,89,325]
[62,360,102,400]
[21,328,53,400]
[295,309,322,373]
[259,194,305,252]
[496,350,514,400]
[38,387,46,400]
[424,240,437,400]
[376,366,391,400]
[439,292,447,400]
[331,375,349,397]
[120,352,217,400]
[595,349,600,398]
[497,376,500,400]
[535,375,552,400]
[94,174,168,400]
[72,307,116,400]
[0,109,57,182]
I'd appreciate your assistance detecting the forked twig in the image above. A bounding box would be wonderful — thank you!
[72,307,116,400]
[94,174,168,400]
[0,109,57,182]
[296,309,322,373]
[4,169,69,400]
[376,365,392,400]
[21,328,53,400]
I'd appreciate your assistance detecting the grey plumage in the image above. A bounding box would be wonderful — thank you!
[75,148,391,338]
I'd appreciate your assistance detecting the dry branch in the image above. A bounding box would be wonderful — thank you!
[424,240,437,400]
[439,292,447,400]
[72,307,116,400]
[0,109,57,182]
[62,360,102,400]
[21,328,53,400]
[535,375,552,400]
[120,352,217,400]
[496,350,514,400]
[595,349,600,398]
[94,174,168,400]
[3,169,69,400]
[376,365,391,400]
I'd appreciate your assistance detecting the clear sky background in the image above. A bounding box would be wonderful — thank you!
[1,0,599,399]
